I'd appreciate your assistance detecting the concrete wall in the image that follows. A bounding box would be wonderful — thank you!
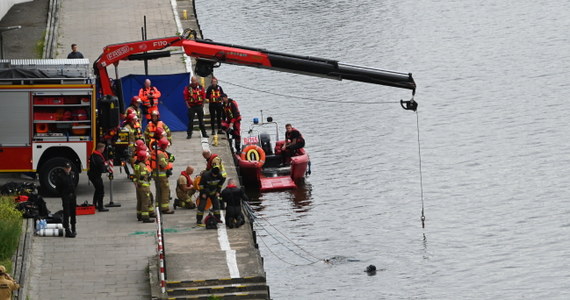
[0,0,29,21]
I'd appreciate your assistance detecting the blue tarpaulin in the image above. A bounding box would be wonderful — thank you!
[120,73,190,131]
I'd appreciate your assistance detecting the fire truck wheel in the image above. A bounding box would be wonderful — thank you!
[39,157,79,196]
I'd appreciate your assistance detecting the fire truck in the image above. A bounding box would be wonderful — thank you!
[0,59,96,195]
[0,29,417,196]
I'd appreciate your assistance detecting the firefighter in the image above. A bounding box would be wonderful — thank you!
[184,76,208,139]
[125,96,143,139]
[138,79,161,120]
[221,94,242,153]
[0,265,20,300]
[55,162,78,237]
[144,110,172,146]
[174,165,197,209]
[122,113,138,177]
[125,96,143,121]
[197,166,225,225]
[133,150,154,223]
[202,150,227,178]
[206,77,225,135]
[151,137,174,214]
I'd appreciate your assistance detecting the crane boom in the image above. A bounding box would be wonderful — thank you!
[184,39,416,92]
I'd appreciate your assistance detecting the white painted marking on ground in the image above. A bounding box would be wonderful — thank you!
[169,0,192,74]
[199,139,240,278]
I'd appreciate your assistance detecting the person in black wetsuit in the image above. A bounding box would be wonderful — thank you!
[87,143,109,212]
[220,178,248,228]
[281,123,305,165]
[55,162,77,238]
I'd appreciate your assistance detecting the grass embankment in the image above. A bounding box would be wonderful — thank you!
[0,196,23,274]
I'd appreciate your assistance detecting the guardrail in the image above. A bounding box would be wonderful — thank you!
[155,207,166,294]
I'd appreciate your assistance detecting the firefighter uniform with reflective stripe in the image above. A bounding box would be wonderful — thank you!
[144,120,172,145]
[134,158,153,221]
[205,153,227,178]
[197,168,225,224]
[176,171,196,209]
[125,107,143,140]
[151,149,173,212]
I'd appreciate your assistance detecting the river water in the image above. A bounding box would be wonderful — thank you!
[195,0,570,299]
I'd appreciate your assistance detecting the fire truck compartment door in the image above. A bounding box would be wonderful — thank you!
[0,91,30,146]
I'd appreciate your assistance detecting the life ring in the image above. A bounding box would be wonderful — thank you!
[240,145,266,167]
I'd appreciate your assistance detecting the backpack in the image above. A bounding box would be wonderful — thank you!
[204,213,219,230]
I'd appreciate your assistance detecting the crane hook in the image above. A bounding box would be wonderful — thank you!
[400,97,418,111]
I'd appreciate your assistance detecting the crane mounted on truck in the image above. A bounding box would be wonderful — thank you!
[0,29,417,196]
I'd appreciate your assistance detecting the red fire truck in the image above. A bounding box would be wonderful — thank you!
[0,59,96,195]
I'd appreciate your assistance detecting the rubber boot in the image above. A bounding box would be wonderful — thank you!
[196,212,204,225]
[173,199,180,210]
[71,224,77,237]
[214,212,223,223]
[65,229,75,238]
[137,213,142,221]
[202,131,209,138]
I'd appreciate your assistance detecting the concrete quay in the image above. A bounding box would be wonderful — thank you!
[0,0,268,299]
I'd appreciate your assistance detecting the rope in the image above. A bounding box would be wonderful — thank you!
[218,79,399,105]
[415,111,426,228]
[254,220,320,265]
[256,230,320,266]
[244,200,323,264]
[257,215,323,262]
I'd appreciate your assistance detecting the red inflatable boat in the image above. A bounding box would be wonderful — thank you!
[234,117,310,192]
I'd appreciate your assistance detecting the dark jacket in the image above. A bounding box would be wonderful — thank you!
[87,151,107,178]
[199,170,225,194]
[221,185,248,207]
[55,171,76,196]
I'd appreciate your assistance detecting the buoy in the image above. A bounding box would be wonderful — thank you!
[240,145,266,167]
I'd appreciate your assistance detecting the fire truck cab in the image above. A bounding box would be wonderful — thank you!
[0,59,95,195]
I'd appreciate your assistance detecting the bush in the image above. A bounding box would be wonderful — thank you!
[0,196,23,263]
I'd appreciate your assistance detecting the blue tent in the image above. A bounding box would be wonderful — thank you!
[121,73,190,131]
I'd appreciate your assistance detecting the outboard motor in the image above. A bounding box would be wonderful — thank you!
[259,132,273,155]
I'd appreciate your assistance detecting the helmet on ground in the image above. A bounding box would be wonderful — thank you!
[131,96,141,105]
[158,137,169,149]
[136,150,148,161]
